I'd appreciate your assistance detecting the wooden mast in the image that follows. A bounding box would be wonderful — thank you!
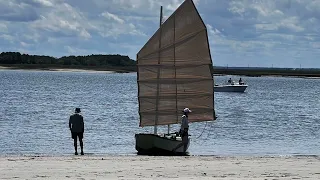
[154,6,163,135]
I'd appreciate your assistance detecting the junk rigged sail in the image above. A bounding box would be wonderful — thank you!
[137,0,216,127]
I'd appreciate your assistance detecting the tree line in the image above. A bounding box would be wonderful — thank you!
[0,52,136,71]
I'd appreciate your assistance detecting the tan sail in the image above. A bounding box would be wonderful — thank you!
[137,0,215,127]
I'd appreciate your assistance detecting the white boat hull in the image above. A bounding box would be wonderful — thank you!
[214,84,248,92]
[135,133,190,155]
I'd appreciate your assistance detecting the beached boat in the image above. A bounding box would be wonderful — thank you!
[214,81,248,92]
[135,0,217,155]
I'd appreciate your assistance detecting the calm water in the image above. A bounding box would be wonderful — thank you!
[0,70,319,156]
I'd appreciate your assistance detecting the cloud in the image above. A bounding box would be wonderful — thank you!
[101,12,125,24]
[0,0,39,22]
[0,24,8,33]
[65,46,90,55]
[0,34,15,43]
[202,0,320,67]
[20,41,33,47]
[31,0,54,7]
[30,3,92,39]
[0,0,319,68]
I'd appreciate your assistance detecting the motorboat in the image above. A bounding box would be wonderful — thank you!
[214,81,248,92]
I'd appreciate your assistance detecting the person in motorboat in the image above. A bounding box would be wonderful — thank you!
[227,78,232,84]
[239,78,244,85]
[172,108,191,153]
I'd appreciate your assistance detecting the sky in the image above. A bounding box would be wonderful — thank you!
[0,0,319,68]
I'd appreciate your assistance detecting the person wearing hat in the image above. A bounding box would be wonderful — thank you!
[180,107,191,134]
[69,108,84,155]
[172,107,192,153]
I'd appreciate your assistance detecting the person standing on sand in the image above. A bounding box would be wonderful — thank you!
[172,108,192,153]
[69,108,84,155]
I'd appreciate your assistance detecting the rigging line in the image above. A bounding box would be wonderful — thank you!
[196,121,213,146]
[205,120,214,140]
[196,120,215,145]
[194,121,208,140]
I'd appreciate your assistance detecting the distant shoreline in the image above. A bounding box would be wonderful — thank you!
[213,68,320,78]
[1,64,320,78]
[0,64,135,73]
[1,52,319,77]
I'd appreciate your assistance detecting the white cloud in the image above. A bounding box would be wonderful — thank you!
[101,12,125,24]
[228,1,246,16]
[65,46,86,54]
[23,32,42,43]
[255,16,304,32]
[0,24,8,32]
[31,3,92,39]
[98,23,145,38]
[0,34,15,43]
[207,24,222,36]
[97,11,145,38]
[32,0,54,7]
[202,0,320,67]
[20,41,32,47]
[311,42,320,49]
[0,0,38,22]
[306,0,320,12]
[64,45,108,56]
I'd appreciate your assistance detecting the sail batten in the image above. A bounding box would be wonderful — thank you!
[137,0,215,127]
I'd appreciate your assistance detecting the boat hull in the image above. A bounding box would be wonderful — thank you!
[135,133,190,156]
[214,84,248,92]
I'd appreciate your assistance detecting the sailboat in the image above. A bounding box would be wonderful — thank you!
[135,0,216,155]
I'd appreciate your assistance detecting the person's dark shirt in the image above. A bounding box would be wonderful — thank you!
[69,113,84,132]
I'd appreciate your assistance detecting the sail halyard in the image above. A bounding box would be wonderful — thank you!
[137,0,215,127]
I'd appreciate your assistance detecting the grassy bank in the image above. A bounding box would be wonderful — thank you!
[214,67,320,77]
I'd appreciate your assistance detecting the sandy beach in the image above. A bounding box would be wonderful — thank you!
[0,66,116,73]
[46,68,115,73]
[0,65,11,69]
[1,155,320,179]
